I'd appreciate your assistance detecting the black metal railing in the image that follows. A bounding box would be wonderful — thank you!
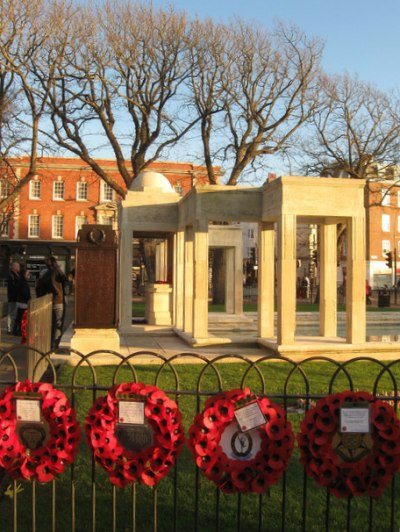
[0,348,399,531]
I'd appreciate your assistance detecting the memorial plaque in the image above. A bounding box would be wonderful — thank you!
[75,225,118,328]
[115,423,154,452]
[14,393,50,450]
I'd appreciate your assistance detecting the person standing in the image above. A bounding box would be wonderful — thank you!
[13,269,31,336]
[36,255,67,349]
[6,261,20,334]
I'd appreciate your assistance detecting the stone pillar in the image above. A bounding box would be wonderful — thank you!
[183,226,194,334]
[276,215,296,344]
[192,224,209,340]
[258,222,275,338]
[173,231,185,329]
[119,224,133,332]
[224,245,243,315]
[155,240,167,282]
[346,216,366,343]
[320,223,337,337]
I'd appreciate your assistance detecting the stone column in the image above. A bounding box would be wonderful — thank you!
[277,215,296,344]
[346,216,366,343]
[320,223,337,337]
[223,239,243,315]
[258,222,275,338]
[192,223,209,340]
[183,226,194,334]
[119,225,133,332]
[173,231,185,329]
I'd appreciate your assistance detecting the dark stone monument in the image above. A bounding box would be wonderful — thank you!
[75,225,118,328]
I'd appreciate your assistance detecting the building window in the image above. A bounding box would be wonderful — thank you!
[28,214,40,238]
[52,214,64,238]
[77,181,88,201]
[101,181,114,202]
[174,182,183,196]
[0,214,9,237]
[29,179,41,200]
[381,189,390,206]
[382,214,391,232]
[382,240,391,255]
[99,215,113,225]
[247,228,255,239]
[0,179,11,198]
[75,215,87,237]
[53,180,65,201]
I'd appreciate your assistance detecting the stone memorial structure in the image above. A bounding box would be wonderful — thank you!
[118,171,367,356]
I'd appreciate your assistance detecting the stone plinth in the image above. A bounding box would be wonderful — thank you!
[145,283,172,325]
[70,328,120,354]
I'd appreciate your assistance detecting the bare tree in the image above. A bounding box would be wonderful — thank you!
[300,73,400,181]
[43,1,200,196]
[189,20,323,185]
[0,0,66,218]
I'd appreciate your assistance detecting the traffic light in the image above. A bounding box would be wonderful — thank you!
[385,251,393,269]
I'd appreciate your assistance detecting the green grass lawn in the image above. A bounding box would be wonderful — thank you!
[1,359,400,531]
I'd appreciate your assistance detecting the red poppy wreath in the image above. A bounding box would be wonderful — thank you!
[0,380,81,482]
[85,382,185,488]
[298,390,400,498]
[187,388,294,494]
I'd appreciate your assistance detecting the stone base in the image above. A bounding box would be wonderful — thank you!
[145,284,172,326]
[70,328,120,354]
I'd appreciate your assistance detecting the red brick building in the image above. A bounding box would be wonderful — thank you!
[365,180,400,287]
[0,157,213,279]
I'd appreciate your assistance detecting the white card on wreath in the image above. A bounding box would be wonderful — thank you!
[234,401,265,432]
[16,399,41,422]
[118,401,145,425]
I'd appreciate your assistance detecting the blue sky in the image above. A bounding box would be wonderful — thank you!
[153,0,400,91]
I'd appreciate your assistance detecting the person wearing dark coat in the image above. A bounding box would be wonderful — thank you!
[7,262,20,334]
[13,269,31,336]
[36,255,67,349]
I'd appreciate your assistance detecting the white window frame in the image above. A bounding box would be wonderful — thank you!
[174,182,183,196]
[75,215,87,238]
[382,240,391,255]
[28,214,40,238]
[52,214,64,239]
[53,180,65,201]
[0,214,9,237]
[382,214,391,232]
[76,180,88,201]
[29,179,41,200]
[381,189,391,206]
[0,179,11,198]
[101,181,114,202]
[99,215,113,226]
